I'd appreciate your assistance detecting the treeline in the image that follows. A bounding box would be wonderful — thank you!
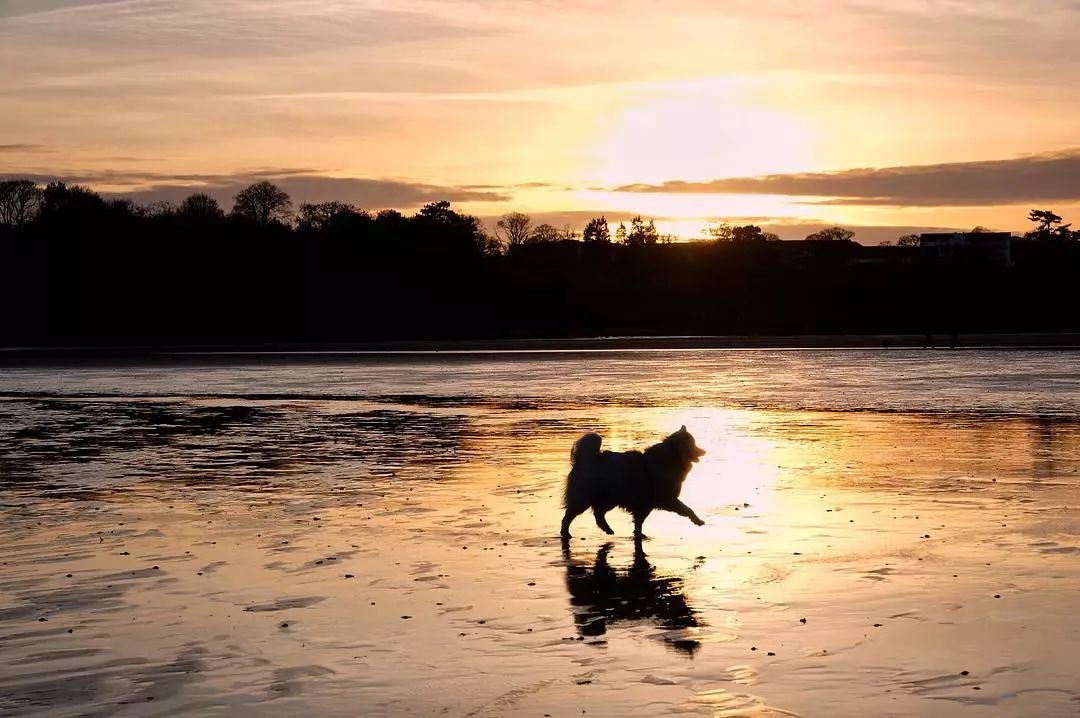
[2,179,1080,346]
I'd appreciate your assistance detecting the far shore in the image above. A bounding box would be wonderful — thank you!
[4,332,1080,364]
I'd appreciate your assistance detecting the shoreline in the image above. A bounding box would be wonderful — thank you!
[3,332,1080,363]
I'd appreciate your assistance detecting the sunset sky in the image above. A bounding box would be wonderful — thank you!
[2,0,1079,241]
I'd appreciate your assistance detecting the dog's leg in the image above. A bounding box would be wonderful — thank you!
[632,509,652,539]
[561,504,587,538]
[667,499,705,526]
[593,508,615,535]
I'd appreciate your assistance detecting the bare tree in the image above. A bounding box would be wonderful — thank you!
[495,212,533,248]
[0,179,43,228]
[805,226,855,242]
[296,201,366,232]
[897,234,921,247]
[702,222,734,243]
[179,193,224,221]
[232,181,292,225]
[528,223,561,244]
[142,201,177,218]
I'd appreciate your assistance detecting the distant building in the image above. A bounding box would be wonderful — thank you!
[919,231,1013,266]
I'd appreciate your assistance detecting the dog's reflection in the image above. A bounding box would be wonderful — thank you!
[562,540,701,656]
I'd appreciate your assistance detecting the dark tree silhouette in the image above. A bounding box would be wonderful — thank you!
[296,201,369,234]
[376,208,405,224]
[0,180,43,228]
[412,200,490,255]
[142,201,177,218]
[731,225,779,243]
[806,226,855,242]
[495,211,533,248]
[179,193,225,221]
[232,181,292,225]
[897,234,921,247]
[1026,209,1075,241]
[624,216,659,246]
[1029,209,1063,234]
[582,217,611,243]
[40,181,107,219]
[702,222,734,243]
[528,223,561,244]
[4,176,1080,349]
[615,222,627,244]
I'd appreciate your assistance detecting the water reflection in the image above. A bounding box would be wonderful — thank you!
[563,540,701,656]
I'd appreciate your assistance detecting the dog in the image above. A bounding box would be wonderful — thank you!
[560,426,707,538]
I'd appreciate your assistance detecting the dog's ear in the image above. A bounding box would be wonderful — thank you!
[680,425,687,433]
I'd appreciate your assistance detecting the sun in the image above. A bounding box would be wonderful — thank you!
[584,77,816,186]
[569,77,818,232]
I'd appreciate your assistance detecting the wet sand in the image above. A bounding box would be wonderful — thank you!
[2,351,1080,716]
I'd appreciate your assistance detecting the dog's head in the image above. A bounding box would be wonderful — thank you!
[668,425,706,464]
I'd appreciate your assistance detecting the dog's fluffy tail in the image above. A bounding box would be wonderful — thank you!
[564,433,602,508]
[570,432,602,466]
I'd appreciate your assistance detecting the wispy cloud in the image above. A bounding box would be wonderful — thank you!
[0,143,47,153]
[0,168,512,208]
[3,0,1080,229]
[614,151,1080,207]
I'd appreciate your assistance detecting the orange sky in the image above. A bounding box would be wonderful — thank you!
[2,0,1079,240]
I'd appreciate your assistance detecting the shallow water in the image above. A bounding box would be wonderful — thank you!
[2,349,1080,716]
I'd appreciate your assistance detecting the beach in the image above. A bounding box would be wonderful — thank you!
[2,349,1080,716]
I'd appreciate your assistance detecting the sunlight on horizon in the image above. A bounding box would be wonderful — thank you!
[585,78,816,187]
[2,1,1079,235]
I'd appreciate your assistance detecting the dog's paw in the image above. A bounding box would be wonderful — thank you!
[692,516,705,526]
[602,528,615,535]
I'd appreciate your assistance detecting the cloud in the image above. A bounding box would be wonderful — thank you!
[0,0,128,19]
[0,143,46,152]
[0,169,511,208]
[613,150,1080,207]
